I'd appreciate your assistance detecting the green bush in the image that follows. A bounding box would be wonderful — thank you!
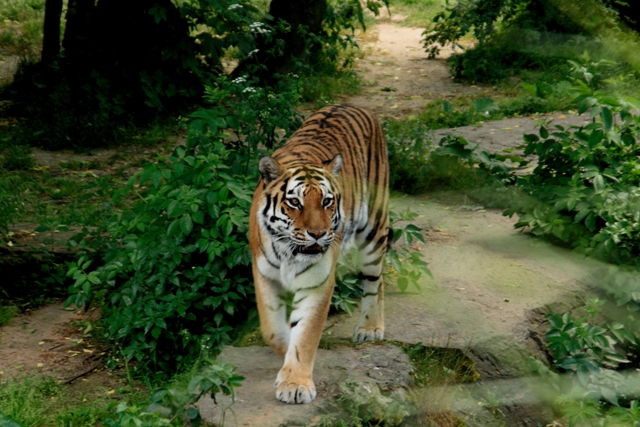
[385,122,433,194]
[386,116,521,195]
[62,68,307,377]
[204,73,302,165]
[66,108,256,376]
[422,0,632,83]
[526,307,640,425]
[506,68,640,265]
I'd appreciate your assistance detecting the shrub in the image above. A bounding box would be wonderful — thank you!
[422,0,631,83]
[385,114,520,195]
[66,107,256,376]
[385,122,434,194]
[505,66,640,265]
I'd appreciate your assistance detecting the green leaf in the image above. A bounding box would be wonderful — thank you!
[224,220,233,236]
[540,127,549,139]
[167,200,179,218]
[151,326,162,339]
[150,170,162,188]
[593,175,605,192]
[397,277,408,292]
[168,218,181,237]
[578,97,598,115]
[181,215,194,235]
[601,107,613,133]
[226,181,252,203]
[186,407,201,421]
[585,213,596,232]
[574,209,590,223]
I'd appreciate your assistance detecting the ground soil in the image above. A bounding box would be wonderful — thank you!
[0,302,127,397]
[348,22,486,120]
[0,13,598,427]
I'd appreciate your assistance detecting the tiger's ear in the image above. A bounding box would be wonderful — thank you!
[259,156,282,183]
[325,154,343,177]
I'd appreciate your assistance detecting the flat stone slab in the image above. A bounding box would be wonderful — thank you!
[434,113,591,154]
[197,344,413,427]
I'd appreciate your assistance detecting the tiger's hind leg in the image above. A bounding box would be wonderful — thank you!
[352,225,389,343]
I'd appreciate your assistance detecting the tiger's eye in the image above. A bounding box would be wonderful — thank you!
[288,198,300,207]
[323,198,333,207]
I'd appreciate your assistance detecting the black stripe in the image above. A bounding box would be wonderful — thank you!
[300,271,331,290]
[365,253,385,267]
[258,234,281,268]
[367,234,388,255]
[263,194,271,216]
[293,294,308,305]
[296,263,314,276]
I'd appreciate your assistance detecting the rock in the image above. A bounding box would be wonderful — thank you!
[196,343,413,427]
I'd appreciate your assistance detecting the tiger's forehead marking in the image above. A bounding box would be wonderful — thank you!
[284,166,335,197]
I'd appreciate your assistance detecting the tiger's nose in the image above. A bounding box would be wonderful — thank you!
[308,230,326,240]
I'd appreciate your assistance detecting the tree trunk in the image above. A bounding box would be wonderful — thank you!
[41,0,63,62]
[62,0,95,56]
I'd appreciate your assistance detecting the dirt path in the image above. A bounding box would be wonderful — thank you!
[0,302,125,398]
[350,23,486,120]
[0,303,95,379]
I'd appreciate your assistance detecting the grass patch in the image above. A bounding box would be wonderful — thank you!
[387,0,447,28]
[404,343,479,387]
[0,304,18,326]
[402,343,478,427]
[0,0,45,60]
[298,47,365,108]
[0,376,112,427]
[414,81,573,131]
[385,121,494,194]
[0,168,122,227]
[0,117,180,236]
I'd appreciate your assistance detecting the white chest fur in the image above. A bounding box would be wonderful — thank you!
[256,248,336,292]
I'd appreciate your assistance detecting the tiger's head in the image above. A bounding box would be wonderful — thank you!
[257,155,344,262]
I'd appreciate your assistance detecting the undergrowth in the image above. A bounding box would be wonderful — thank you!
[0,0,44,60]
[389,0,447,28]
[403,58,640,426]
[0,376,112,427]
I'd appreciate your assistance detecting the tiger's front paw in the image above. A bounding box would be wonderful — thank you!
[352,326,384,343]
[275,370,317,404]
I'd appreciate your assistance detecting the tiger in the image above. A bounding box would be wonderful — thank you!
[249,104,390,404]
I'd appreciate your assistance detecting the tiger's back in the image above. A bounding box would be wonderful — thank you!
[249,104,389,404]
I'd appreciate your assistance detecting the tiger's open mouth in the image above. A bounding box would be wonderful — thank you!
[294,244,324,256]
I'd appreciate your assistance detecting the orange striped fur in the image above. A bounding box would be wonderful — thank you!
[249,104,389,404]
